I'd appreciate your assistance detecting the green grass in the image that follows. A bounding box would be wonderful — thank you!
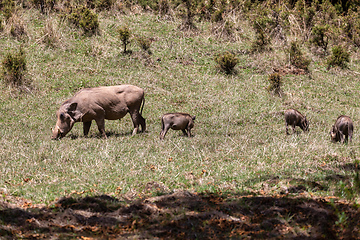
[1,8,360,205]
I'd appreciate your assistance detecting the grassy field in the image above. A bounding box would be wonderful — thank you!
[1,4,360,212]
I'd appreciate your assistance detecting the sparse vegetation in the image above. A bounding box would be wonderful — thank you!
[1,1,360,238]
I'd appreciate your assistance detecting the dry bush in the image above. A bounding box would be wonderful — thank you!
[4,13,28,41]
[135,35,153,54]
[31,0,56,14]
[266,72,283,97]
[1,0,15,20]
[177,0,197,31]
[211,20,236,41]
[42,17,60,47]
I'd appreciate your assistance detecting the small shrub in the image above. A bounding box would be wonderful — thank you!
[31,0,56,14]
[68,6,99,35]
[178,0,197,31]
[251,16,272,52]
[118,26,131,53]
[42,18,60,48]
[86,0,114,10]
[344,9,360,47]
[288,41,310,71]
[159,0,170,16]
[1,0,15,20]
[136,36,152,54]
[251,30,271,52]
[309,25,329,53]
[212,9,224,23]
[7,14,27,40]
[214,51,238,74]
[137,0,160,11]
[198,0,215,21]
[1,47,27,86]
[266,73,282,97]
[327,45,350,69]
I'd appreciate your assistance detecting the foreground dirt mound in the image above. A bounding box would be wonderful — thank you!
[0,191,359,239]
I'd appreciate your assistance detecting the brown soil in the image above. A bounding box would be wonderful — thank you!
[1,190,359,239]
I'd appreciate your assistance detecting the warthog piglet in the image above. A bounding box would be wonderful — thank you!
[330,115,353,143]
[284,109,309,135]
[160,113,195,140]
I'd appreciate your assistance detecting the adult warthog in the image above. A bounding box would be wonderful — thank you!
[51,85,146,139]
[160,113,195,140]
[284,109,309,134]
[330,115,353,143]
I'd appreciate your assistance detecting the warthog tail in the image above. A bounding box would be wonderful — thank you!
[140,97,145,115]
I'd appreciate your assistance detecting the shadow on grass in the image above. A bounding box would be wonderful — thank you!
[66,130,138,139]
[1,190,359,239]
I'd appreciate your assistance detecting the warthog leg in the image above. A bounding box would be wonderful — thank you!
[83,121,92,137]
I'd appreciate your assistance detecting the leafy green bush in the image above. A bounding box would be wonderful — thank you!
[344,9,360,47]
[288,41,310,71]
[250,15,272,52]
[118,26,131,53]
[309,25,329,52]
[68,6,99,35]
[214,51,238,74]
[327,45,350,69]
[266,73,282,97]
[1,47,27,86]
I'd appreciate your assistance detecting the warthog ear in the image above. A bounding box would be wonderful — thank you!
[67,102,77,112]
[192,116,196,120]
[66,102,82,121]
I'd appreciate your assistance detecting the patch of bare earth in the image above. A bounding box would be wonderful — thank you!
[1,190,359,239]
